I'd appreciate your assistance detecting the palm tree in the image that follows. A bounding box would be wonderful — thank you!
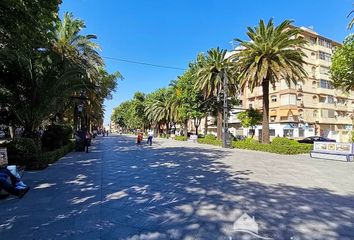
[145,89,170,136]
[348,8,354,29]
[234,19,307,143]
[194,48,238,139]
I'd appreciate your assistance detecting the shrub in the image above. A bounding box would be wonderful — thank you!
[232,140,312,155]
[28,140,75,170]
[6,138,41,165]
[175,136,187,141]
[204,134,216,140]
[197,138,222,146]
[41,124,73,151]
[271,137,300,146]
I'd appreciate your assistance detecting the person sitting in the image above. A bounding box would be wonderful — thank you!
[0,168,29,198]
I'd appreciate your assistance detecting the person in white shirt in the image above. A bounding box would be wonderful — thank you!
[147,130,154,146]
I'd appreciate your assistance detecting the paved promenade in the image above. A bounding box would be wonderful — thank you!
[0,135,354,239]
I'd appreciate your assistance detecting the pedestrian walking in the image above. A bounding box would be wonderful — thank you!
[147,129,154,146]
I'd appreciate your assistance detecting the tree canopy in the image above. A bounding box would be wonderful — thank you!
[331,34,354,91]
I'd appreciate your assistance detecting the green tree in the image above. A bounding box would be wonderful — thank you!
[145,88,171,136]
[172,70,205,136]
[331,34,354,91]
[234,19,307,143]
[238,108,262,138]
[194,48,238,139]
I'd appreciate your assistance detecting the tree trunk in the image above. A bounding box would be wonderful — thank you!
[156,123,160,137]
[204,115,208,135]
[166,122,169,135]
[184,119,188,137]
[217,109,222,140]
[262,79,270,144]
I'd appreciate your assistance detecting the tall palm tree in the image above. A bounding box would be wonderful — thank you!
[194,48,238,139]
[234,19,307,143]
[348,8,354,29]
[145,89,170,136]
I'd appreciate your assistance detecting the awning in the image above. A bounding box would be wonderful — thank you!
[289,109,299,115]
[278,110,289,117]
[270,110,277,116]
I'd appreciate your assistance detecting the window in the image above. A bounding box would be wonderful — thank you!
[318,38,332,48]
[313,110,318,118]
[320,67,329,75]
[327,96,334,104]
[283,129,294,137]
[321,109,335,118]
[308,37,316,45]
[271,95,277,102]
[318,51,331,62]
[320,79,333,89]
[328,109,335,118]
[299,129,305,137]
[280,94,297,105]
[269,129,276,136]
[249,103,253,109]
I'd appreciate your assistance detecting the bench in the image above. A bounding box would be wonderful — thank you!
[310,142,354,162]
[310,150,354,162]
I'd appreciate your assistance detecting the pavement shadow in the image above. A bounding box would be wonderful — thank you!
[101,136,354,240]
[0,135,353,240]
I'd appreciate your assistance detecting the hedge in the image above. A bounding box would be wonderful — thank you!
[197,138,222,146]
[232,140,312,155]
[27,140,75,170]
[175,136,187,141]
[190,136,312,155]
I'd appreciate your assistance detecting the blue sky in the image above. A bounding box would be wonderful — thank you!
[59,0,353,125]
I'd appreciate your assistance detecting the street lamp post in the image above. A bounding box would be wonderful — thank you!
[222,71,230,148]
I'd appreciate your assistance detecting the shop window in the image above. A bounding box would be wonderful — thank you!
[283,129,294,137]
[269,129,276,136]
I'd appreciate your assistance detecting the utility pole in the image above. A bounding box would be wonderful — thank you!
[222,71,229,148]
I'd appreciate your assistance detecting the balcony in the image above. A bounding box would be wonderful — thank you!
[318,102,335,109]
[335,104,348,111]
[317,87,334,95]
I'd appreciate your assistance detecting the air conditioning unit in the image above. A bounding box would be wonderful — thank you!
[297,85,303,91]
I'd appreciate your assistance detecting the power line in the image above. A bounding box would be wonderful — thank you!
[102,56,186,71]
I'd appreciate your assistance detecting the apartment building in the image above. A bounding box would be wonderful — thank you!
[242,26,353,142]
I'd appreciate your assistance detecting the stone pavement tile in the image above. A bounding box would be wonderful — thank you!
[0,205,101,240]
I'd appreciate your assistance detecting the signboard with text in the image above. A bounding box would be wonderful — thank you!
[313,142,353,154]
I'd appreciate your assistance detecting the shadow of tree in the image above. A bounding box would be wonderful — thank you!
[0,135,353,240]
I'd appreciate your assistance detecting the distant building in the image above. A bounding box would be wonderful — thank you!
[238,26,351,141]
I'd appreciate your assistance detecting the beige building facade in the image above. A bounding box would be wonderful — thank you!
[242,27,353,142]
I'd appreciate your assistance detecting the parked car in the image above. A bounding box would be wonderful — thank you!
[297,136,336,144]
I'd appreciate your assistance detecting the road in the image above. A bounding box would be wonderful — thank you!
[0,134,353,239]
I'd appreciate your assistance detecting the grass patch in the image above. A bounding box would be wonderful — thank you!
[175,136,187,141]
